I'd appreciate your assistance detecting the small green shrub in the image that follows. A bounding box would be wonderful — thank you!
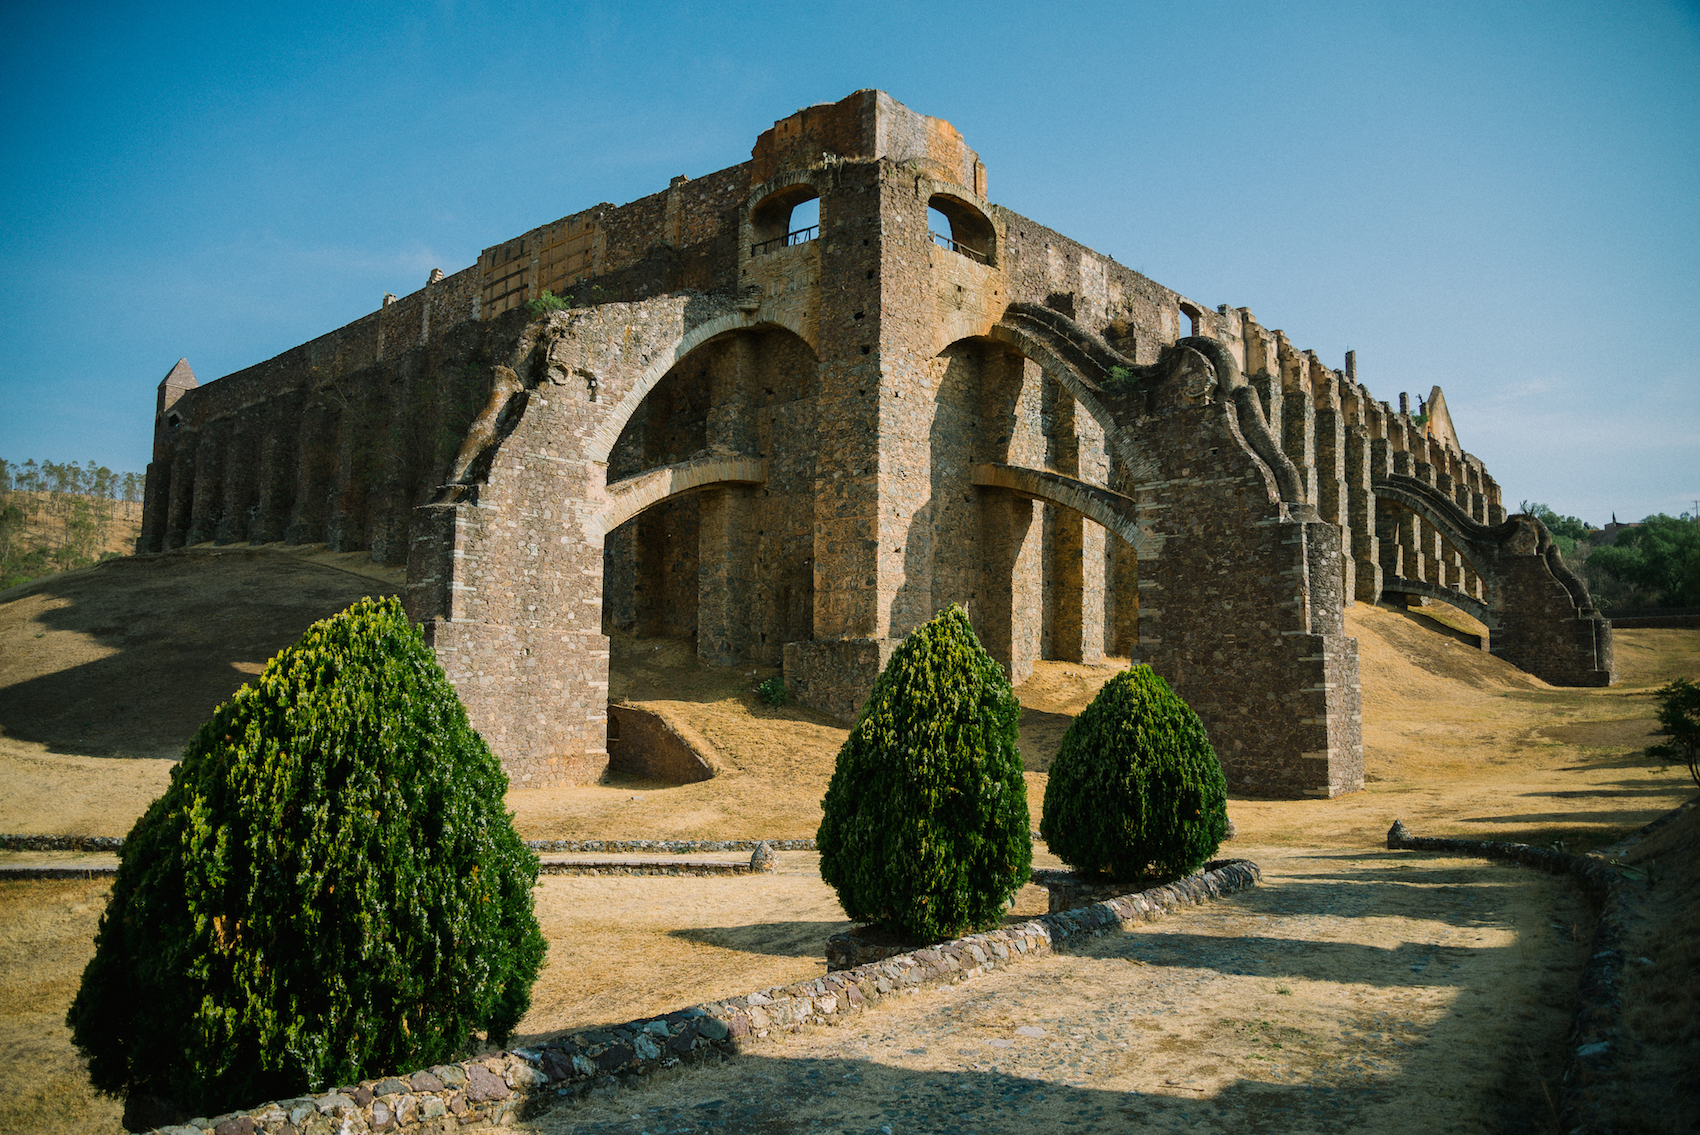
[816,605,1031,941]
[757,676,789,707]
[524,290,566,317]
[1040,665,1228,881]
[1649,676,1700,787]
[67,596,545,1116]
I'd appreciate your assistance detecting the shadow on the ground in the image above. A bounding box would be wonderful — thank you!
[522,1039,1559,1135]
[669,921,852,959]
[0,552,398,760]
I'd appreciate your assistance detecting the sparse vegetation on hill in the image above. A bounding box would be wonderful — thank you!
[816,605,1032,942]
[65,596,544,1119]
[1520,501,1700,609]
[1039,665,1229,881]
[1649,677,1700,787]
[0,458,143,589]
[1586,513,1700,609]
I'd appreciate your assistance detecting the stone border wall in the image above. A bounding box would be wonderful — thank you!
[1384,819,1632,1135]
[129,858,1261,1134]
[523,838,816,853]
[0,835,816,854]
[0,834,124,852]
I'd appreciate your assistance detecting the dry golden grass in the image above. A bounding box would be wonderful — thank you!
[0,548,1695,1133]
[1611,805,1700,1134]
[0,878,125,1135]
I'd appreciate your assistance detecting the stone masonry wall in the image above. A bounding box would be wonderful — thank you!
[139,89,1588,797]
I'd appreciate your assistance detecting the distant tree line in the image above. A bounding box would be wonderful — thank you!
[0,457,145,590]
[1522,502,1700,610]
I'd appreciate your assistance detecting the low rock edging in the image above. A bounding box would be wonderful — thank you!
[539,843,780,877]
[1385,819,1633,1135]
[0,833,124,852]
[128,857,1261,1134]
[0,863,118,879]
[522,838,815,854]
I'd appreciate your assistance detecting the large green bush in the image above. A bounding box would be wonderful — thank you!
[67,596,545,1116]
[1039,665,1228,881]
[816,605,1031,942]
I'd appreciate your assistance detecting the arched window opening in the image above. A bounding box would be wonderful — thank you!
[1179,302,1202,339]
[750,185,820,256]
[927,194,994,265]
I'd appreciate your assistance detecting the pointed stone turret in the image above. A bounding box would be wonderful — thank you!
[156,358,197,417]
[152,358,198,461]
[1425,385,1462,454]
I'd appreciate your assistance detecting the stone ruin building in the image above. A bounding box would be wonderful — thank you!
[136,91,1615,798]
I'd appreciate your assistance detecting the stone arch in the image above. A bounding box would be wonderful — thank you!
[1372,473,1614,686]
[971,463,1146,553]
[1371,474,1509,609]
[585,311,814,465]
[988,312,1160,484]
[589,456,767,539]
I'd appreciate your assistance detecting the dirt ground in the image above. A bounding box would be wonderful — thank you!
[0,547,1695,1134]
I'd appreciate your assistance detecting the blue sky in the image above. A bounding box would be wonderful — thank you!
[2,0,1696,524]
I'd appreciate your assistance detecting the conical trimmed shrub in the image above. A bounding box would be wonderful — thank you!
[1039,665,1228,881]
[67,596,545,1116]
[816,605,1031,941]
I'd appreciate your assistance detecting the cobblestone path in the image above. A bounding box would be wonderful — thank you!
[524,846,1591,1135]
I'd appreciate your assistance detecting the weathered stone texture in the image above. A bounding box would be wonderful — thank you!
[138,89,1608,796]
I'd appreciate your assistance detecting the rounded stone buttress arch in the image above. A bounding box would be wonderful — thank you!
[585,311,814,466]
[588,456,767,540]
[1371,477,1506,615]
[970,463,1148,555]
[986,321,1161,485]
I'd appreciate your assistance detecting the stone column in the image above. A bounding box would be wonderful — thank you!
[249,392,301,544]
[979,494,1041,684]
[1279,337,1317,506]
[186,421,228,546]
[696,335,759,666]
[287,401,337,545]
[216,416,259,545]
[1312,364,1350,601]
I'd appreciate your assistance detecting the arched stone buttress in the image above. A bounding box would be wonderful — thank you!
[1372,474,1614,686]
[986,305,1363,797]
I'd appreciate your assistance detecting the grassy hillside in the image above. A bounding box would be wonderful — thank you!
[0,490,142,590]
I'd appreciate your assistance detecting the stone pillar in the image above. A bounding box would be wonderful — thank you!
[1312,364,1350,602]
[250,392,301,544]
[216,416,259,545]
[1279,337,1317,506]
[696,335,759,666]
[164,445,194,549]
[979,494,1042,684]
[1109,530,1139,658]
[1345,416,1379,604]
[697,487,758,665]
[138,460,170,553]
[186,421,228,546]
[287,401,337,545]
[325,389,366,553]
